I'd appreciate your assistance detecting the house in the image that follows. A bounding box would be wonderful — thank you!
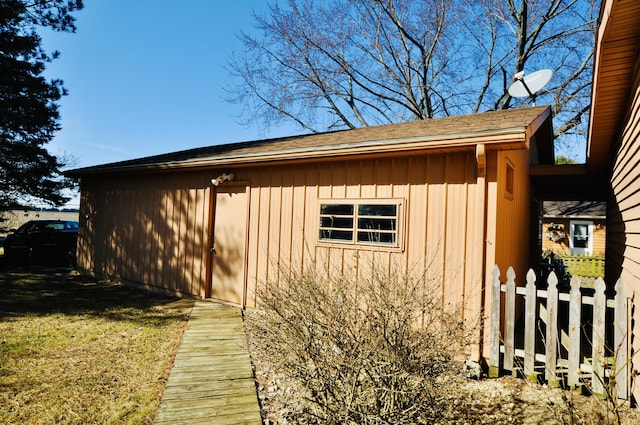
[541,200,606,257]
[587,0,640,404]
[67,105,554,360]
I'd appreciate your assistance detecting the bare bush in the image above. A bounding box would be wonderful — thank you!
[247,263,475,424]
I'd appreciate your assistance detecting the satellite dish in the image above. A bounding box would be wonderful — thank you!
[508,69,553,98]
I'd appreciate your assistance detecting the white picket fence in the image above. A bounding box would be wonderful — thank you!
[489,265,630,400]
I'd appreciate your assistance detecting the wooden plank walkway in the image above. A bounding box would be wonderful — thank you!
[154,301,262,425]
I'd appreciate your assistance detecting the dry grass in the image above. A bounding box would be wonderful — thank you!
[0,266,193,425]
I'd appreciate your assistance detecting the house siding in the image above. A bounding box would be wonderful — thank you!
[542,218,606,256]
[608,57,640,284]
[607,39,640,401]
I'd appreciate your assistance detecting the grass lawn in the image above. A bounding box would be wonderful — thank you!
[0,266,193,424]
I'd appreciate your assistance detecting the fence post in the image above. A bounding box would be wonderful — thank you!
[504,267,516,374]
[489,265,501,378]
[592,277,606,396]
[614,278,628,400]
[568,275,582,392]
[524,269,537,381]
[545,271,559,387]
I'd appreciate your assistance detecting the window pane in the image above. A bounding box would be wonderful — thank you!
[358,204,396,217]
[17,222,37,233]
[574,224,588,239]
[320,216,353,229]
[573,224,589,248]
[357,231,396,244]
[320,229,353,241]
[358,217,396,231]
[320,204,353,215]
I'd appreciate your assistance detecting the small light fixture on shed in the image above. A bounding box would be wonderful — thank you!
[211,172,234,186]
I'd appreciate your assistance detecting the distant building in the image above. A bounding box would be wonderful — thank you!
[541,201,606,256]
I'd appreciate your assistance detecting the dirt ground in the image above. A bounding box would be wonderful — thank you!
[245,310,640,425]
[250,359,640,424]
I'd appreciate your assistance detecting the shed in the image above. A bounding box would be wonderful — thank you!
[67,105,553,358]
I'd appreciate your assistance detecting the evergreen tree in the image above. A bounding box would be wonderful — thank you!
[0,0,83,210]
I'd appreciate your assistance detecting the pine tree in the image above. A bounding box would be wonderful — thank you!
[0,0,83,210]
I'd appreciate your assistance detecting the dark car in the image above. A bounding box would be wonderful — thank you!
[3,219,79,265]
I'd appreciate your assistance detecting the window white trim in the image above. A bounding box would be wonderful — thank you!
[569,220,593,255]
[318,198,406,250]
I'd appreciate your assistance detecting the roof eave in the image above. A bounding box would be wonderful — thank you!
[65,129,531,177]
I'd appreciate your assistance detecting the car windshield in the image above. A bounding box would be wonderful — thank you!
[15,222,39,234]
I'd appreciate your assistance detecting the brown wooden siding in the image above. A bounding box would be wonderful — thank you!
[608,56,640,283]
[78,151,500,317]
[240,152,489,326]
[77,172,212,297]
[606,31,640,402]
[77,148,544,361]
[493,150,531,282]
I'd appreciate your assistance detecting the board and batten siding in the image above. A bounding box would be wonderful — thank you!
[77,150,496,317]
[76,146,533,355]
[481,149,532,356]
[242,152,489,327]
[77,172,212,298]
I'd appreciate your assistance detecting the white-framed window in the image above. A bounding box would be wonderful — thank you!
[318,199,405,249]
[569,220,593,255]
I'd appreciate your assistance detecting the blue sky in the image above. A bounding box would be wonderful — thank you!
[38,1,588,209]
[41,0,298,186]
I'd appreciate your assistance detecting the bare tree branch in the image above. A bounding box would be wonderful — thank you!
[226,0,598,158]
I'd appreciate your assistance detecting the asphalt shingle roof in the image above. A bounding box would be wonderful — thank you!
[543,200,606,217]
[66,106,551,176]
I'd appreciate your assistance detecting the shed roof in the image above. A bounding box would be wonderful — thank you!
[67,106,552,177]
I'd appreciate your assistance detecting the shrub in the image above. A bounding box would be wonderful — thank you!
[247,262,473,424]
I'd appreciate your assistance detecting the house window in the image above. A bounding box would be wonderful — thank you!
[569,220,593,255]
[319,199,404,248]
[573,224,588,248]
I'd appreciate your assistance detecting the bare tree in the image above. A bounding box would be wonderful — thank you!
[227,0,597,153]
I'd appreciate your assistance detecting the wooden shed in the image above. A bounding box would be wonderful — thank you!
[67,106,554,358]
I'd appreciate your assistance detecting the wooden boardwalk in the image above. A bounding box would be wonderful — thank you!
[154,301,262,424]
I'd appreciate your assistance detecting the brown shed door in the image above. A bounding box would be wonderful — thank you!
[211,186,248,306]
